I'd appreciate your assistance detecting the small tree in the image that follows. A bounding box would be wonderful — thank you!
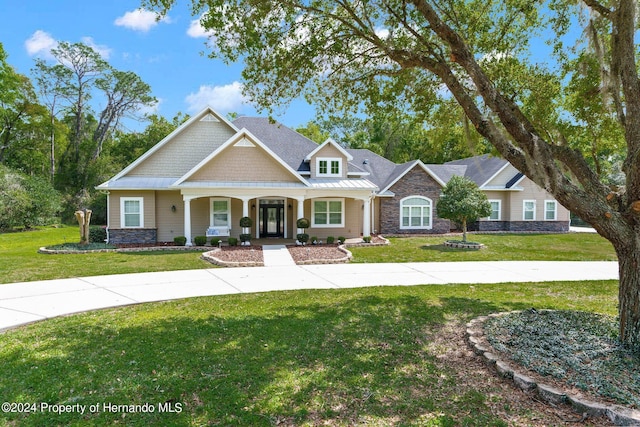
[437,176,492,243]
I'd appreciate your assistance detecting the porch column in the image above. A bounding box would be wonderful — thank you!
[183,196,193,246]
[363,197,371,237]
[296,196,305,234]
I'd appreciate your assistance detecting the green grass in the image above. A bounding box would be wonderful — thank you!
[0,228,618,284]
[0,280,619,426]
[350,233,617,263]
[0,226,212,284]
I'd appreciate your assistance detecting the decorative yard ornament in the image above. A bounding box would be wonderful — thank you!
[74,209,92,245]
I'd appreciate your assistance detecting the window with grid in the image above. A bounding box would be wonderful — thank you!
[523,200,536,220]
[400,196,432,229]
[121,197,143,228]
[312,199,344,227]
[545,200,557,220]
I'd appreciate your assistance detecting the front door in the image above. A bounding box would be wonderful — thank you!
[259,200,284,237]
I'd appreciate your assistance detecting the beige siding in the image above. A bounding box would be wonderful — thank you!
[187,144,300,182]
[480,191,509,222]
[191,198,212,239]
[128,119,236,177]
[303,198,363,239]
[486,164,518,187]
[310,145,348,178]
[155,191,184,242]
[108,191,156,229]
[509,179,570,221]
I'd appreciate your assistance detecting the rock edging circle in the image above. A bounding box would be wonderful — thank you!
[444,240,485,249]
[466,311,640,426]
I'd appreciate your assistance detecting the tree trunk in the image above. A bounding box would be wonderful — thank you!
[462,218,467,242]
[616,240,640,351]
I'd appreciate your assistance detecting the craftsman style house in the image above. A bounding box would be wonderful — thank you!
[97,107,570,244]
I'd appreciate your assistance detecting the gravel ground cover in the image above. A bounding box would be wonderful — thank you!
[209,246,264,264]
[287,244,347,263]
[484,310,640,409]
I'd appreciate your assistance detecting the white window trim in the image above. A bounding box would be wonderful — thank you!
[312,198,345,228]
[545,200,557,221]
[316,157,342,177]
[120,197,144,228]
[488,200,501,221]
[523,200,536,221]
[210,197,231,229]
[399,196,433,230]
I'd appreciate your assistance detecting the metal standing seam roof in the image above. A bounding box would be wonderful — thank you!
[96,176,179,189]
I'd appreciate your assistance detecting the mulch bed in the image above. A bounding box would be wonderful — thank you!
[287,244,348,263]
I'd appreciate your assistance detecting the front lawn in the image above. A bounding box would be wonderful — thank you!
[350,233,617,263]
[0,226,211,284]
[0,281,620,426]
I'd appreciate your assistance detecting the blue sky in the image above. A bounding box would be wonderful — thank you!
[0,0,316,130]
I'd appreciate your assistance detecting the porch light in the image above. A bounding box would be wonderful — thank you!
[171,205,176,212]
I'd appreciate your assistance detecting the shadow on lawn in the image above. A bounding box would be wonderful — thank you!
[0,292,534,426]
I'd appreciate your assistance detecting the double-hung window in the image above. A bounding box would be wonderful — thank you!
[488,200,501,220]
[210,198,230,228]
[312,198,344,227]
[545,200,557,220]
[121,197,144,228]
[523,200,536,220]
[400,196,432,229]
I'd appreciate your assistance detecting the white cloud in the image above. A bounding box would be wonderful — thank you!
[185,82,248,113]
[114,8,170,32]
[375,28,390,39]
[187,15,214,38]
[25,30,58,57]
[81,36,112,59]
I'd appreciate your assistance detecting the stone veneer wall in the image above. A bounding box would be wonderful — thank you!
[108,228,157,244]
[380,167,451,235]
[470,221,570,233]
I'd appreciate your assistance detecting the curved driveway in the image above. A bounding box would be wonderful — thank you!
[0,260,618,331]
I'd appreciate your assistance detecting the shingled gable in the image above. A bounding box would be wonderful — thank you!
[97,107,238,190]
[172,128,310,187]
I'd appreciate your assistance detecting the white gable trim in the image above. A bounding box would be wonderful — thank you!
[172,128,310,187]
[479,162,510,189]
[304,138,353,161]
[379,161,446,195]
[106,107,238,183]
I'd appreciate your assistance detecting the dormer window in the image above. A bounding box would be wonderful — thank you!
[317,157,342,177]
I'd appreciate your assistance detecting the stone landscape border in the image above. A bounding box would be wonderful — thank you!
[200,248,264,267]
[466,311,640,425]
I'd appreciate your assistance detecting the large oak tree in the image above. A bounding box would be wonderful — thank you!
[144,0,640,350]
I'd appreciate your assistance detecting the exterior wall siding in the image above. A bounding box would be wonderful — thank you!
[380,167,450,235]
[108,190,156,230]
[155,191,184,242]
[188,144,299,182]
[303,198,363,239]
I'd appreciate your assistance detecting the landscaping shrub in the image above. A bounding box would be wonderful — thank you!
[239,216,253,228]
[327,236,335,244]
[296,218,310,229]
[228,237,238,246]
[297,233,309,244]
[310,236,318,244]
[239,233,251,243]
[194,235,207,246]
[338,236,346,244]
[89,226,107,243]
[211,237,221,247]
[174,236,187,246]
[362,236,372,243]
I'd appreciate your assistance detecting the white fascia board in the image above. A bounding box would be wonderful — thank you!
[304,138,354,161]
[108,106,239,182]
[172,128,310,187]
[479,162,510,189]
[379,161,445,194]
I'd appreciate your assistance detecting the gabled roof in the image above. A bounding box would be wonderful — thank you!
[102,107,238,186]
[445,154,508,187]
[378,160,455,195]
[173,128,309,187]
[232,116,318,173]
[304,138,353,161]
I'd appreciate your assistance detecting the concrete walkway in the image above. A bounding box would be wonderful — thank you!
[262,245,296,266]
[0,261,618,331]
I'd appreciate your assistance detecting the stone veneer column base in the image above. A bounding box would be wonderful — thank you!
[108,228,157,245]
